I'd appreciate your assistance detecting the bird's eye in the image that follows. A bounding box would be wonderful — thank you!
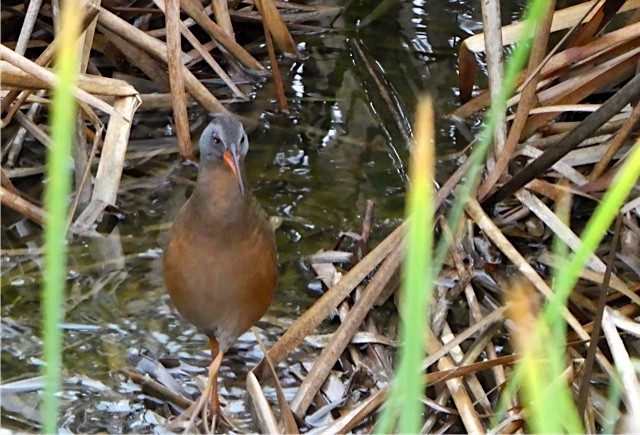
[212,135,221,145]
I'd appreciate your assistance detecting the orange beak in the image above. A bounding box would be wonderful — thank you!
[223,149,245,194]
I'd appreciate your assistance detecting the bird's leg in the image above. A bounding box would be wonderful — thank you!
[181,338,224,433]
[201,338,223,432]
[208,349,223,414]
[203,350,223,432]
[207,337,222,414]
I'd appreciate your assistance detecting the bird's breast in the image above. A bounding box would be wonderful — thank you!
[163,195,278,351]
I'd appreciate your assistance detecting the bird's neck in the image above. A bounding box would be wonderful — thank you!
[192,163,251,229]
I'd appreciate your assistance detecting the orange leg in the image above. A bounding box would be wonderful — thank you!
[180,338,225,433]
[207,337,224,415]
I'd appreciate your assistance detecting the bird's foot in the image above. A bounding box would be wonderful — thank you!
[168,351,227,434]
[168,385,223,434]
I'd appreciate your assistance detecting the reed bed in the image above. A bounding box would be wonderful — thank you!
[1,0,639,433]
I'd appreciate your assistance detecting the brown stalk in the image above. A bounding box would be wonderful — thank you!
[426,327,484,433]
[485,71,640,206]
[492,44,640,133]
[179,0,265,73]
[0,186,46,225]
[519,48,640,138]
[515,189,614,275]
[254,221,404,380]
[0,62,138,95]
[445,221,510,407]
[477,0,556,200]
[211,0,235,39]
[577,213,623,418]
[567,0,627,48]
[13,111,50,148]
[459,0,639,55]
[66,125,104,230]
[123,368,194,410]
[246,372,280,433]
[100,27,170,91]
[152,0,246,99]
[165,0,193,160]
[0,44,118,117]
[322,389,387,434]
[254,149,473,381]
[536,250,630,295]
[589,102,640,179]
[539,27,640,83]
[253,0,299,56]
[96,6,227,114]
[480,0,506,162]
[423,307,506,371]
[571,304,638,337]
[72,0,100,211]
[0,169,20,196]
[250,328,299,434]
[325,352,521,434]
[422,323,515,433]
[255,0,288,112]
[452,20,640,120]
[0,2,100,118]
[14,0,43,55]
[601,308,640,420]
[289,243,404,418]
[442,322,493,415]
[4,90,46,167]
[97,6,192,63]
[465,197,616,378]
[70,94,140,233]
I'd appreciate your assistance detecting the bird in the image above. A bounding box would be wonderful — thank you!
[163,113,278,423]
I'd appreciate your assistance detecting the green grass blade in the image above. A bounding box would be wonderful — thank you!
[376,97,435,433]
[42,3,81,432]
[544,139,640,323]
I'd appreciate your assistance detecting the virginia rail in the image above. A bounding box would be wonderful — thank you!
[163,114,278,420]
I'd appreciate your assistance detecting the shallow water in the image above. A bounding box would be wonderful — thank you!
[1,0,525,431]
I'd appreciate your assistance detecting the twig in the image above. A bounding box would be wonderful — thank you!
[577,213,623,418]
[0,186,46,225]
[123,367,195,410]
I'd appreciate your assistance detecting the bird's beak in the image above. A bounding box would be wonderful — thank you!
[223,148,245,195]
